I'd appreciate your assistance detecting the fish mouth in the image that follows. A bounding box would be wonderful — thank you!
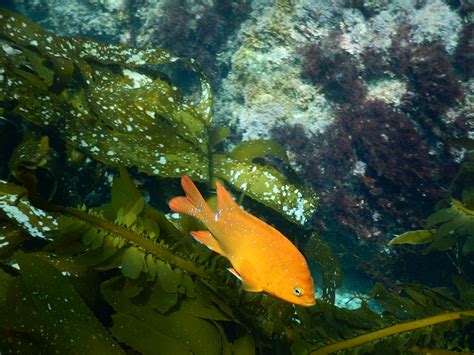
[302,300,316,307]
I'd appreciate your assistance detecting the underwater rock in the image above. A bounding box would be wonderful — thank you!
[13,0,132,44]
[134,0,252,86]
[214,1,336,141]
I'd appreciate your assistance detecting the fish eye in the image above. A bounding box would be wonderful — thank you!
[293,287,303,297]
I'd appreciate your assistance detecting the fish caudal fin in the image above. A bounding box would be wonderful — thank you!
[191,231,224,255]
[169,176,213,224]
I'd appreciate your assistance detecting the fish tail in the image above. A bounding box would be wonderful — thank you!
[169,176,214,224]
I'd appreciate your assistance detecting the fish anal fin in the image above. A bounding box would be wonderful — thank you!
[236,259,263,292]
[191,231,224,255]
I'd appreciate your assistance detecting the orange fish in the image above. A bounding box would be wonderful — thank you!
[169,176,315,307]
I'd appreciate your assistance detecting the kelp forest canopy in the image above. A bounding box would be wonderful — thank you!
[0,8,474,354]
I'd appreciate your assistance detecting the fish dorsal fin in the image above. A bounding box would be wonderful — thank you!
[191,230,225,255]
[237,259,263,292]
[216,181,238,215]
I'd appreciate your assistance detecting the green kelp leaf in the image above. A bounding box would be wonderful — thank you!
[180,297,232,321]
[75,234,121,267]
[303,232,342,304]
[111,313,191,355]
[0,181,58,240]
[463,186,474,210]
[151,308,223,355]
[82,227,100,246]
[209,125,231,148]
[121,246,145,279]
[43,216,90,255]
[183,274,197,298]
[389,230,434,245]
[122,205,140,228]
[228,139,289,164]
[462,235,474,255]
[155,260,180,293]
[9,135,50,172]
[194,281,236,321]
[0,9,210,181]
[426,207,458,228]
[86,65,208,165]
[15,252,123,354]
[142,216,160,240]
[397,198,474,254]
[195,67,214,125]
[427,210,468,252]
[231,332,256,355]
[103,276,223,355]
[1,277,47,353]
[148,277,179,313]
[0,222,28,257]
[213,154,317,225]
[0,269,14,307]
[144,207,183,242]
[371,283,415,320]
[30,252,90,278]
[101,166,142,220]
[452,275,474,306]
[122,277,145,299]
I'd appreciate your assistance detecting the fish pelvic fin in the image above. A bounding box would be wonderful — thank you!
[169,176,214,224]
[227,267,242,280]
[191,231,224,255]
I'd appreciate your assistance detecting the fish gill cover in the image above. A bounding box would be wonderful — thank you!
[0,5,473,355]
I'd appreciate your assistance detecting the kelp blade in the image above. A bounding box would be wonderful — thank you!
[14,253,123,354]
[0,9,210,181]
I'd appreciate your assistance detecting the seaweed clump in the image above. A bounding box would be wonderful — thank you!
[300,38,367,104]
[401,43,465,130]
[390,138,474,257]
[273,100,439,242]
[145,0,252,85]
[454,23,474,78]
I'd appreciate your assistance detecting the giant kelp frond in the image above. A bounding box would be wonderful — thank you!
[0,139,253,353]
[1,253,124,354]
[0,8,211,181]
[1,138,474,353]
[0,8,317,226]
[302,281,474,353]
[303,232,342,304]
[311,309,474,354]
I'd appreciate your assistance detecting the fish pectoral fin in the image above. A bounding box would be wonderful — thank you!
[191,231,224,255]
[241,277,263,292]
[237,259,263,292]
